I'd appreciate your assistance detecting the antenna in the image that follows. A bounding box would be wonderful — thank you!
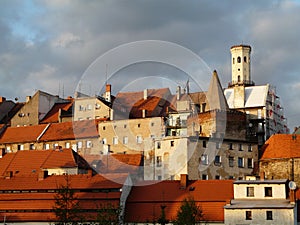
[62,84,64,98]
[105,64,108,85]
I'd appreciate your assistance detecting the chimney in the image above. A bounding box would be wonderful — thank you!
[180,174,188,189]
[290,189,296,204]
[0,97,6,103]
[5,171,13,179]
[176,86,181,100]
[38,170,48,181]
[142,109,147,118]
[0,148,5,158]
[105,84,111,102]
[26,96,31,103]
[144,89,148,100]
[259,171,265,181]
[87,169,93,177]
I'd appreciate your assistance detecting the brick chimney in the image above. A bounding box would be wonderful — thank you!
[38,170,48,181]
[105,84,111,102]
[0,148,6,158]
[180,174,188,189]
[0,97,6,103]
[259,171,265,181]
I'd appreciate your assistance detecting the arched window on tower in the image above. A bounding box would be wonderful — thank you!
[238,75,241,82]
[244,56,247,63]
[233,58,235,64]
[237,56,241,63]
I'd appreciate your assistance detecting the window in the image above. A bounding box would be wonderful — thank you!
[87,104,92,110]
[17,144,24,151]
[137,123,141,128]
[215,175,220,180]
[201,154,208,165]
[244,56,247,63]
[151,122,154,126]
[265,187,272,197]
[246,211,252,220]
[248,144,252,152]
[170,141,174,147]
[203,140,207,148]
[79,105,84,111]
[266,211,273,220]
[229,156,234,167]
[201,103,206,112]
[103,126,106,130]
[86,141,93,148]
[157,141,161,149]
[237,56,241,63]
[229,143,233,150]
[247,158,253,169]
[233,57,235,64]
[102,138,107,145]
[77,141,82,149]
[247,187,254,197]
[202,174,208,180]
[29,144,35,150]
[65,142,70,148]
[238,75,241,82]
[239,144,243,151]
[216,142,220,149]
[158,175,162,180]
[238,157,244,168]
[123,136,128,145]
[156,156,162,167]
[124,124,127,128]
[113,137,118,145]
[136,135,142,144]
[44,144,50,150]
[215,155,221,165]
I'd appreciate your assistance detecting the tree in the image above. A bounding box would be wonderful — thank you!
[95,202,120,225]
[174,197,203,225]
[53,175,81,225]
[157,205,169,225]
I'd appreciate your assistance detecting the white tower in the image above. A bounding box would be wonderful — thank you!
[229,45,253,87]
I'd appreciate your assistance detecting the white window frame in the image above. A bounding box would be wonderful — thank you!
[123,136,128,145]
[113,137,118,145]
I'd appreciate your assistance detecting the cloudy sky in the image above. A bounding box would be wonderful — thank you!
[0,0,299,129]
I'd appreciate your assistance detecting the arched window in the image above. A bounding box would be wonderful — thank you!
[238,75,241,82]
[244,56,247,63]
[233,58,235,64]
[237,56,241,63]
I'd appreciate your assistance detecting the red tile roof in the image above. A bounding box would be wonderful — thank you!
[0,124,48,143]
[39,120,99,141]
[114,88,172,118]
[0,173,126,222]
[0,149,79,177]
[85,154,143,174]
[260,134,300,160]
[40,101,73,123]
[125,179,234,223]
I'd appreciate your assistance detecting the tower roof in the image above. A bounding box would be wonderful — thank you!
[230,44,251,51]
[206,70,229,111]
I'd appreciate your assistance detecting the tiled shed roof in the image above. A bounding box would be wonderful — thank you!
[0,124,48,143]
[260,134,300,160]
[0,149,78,177]
[125,179,233,223]
[40,101,73,123]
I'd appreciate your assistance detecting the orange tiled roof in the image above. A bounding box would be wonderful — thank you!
[0,124,48,143]
[0,173,126,222]
[260,134,300,160]
[125,179,233,223]
[39,120,99,141]
[0,149,78,177]
[85,154,143,174]
[114,88,172,118]
[40,101,73,123]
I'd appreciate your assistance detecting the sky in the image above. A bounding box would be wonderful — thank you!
[0,0,300,130]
